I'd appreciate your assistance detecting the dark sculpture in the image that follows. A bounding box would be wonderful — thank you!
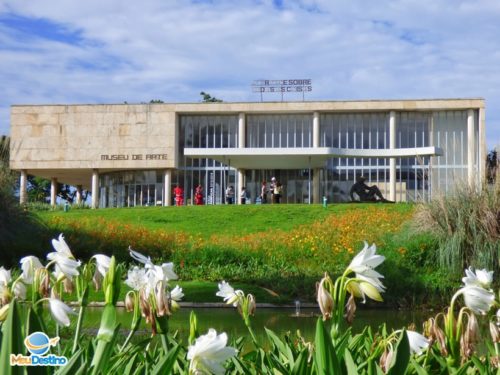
[350,176,393,203]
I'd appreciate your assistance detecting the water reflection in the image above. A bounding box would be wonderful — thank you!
[82,307,433,344]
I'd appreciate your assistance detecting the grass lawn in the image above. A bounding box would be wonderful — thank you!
[27,203,451,306]
[36,203,413,237]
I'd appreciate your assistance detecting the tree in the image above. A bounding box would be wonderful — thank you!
[149,99,164,103]
[200,92,223,103]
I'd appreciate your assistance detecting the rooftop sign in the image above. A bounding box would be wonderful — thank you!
[252,79,312,101]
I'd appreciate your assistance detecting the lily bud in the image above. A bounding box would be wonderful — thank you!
[0,304,9,321]
[125,291,135,312]
[247,294,256,317]
[379,346,394,373]
[317,277,333,321]
[460,312,479,359]
[189,311,198,346]
[63,278,74,294]
[170,300,180,312]
[490,321,500,343]
[431,318,448,356]
[93,270,103,291]
[39,271,50,298]
[344,294,356,325]
[139,289,151,322]
[155,282,170,317]
[0,287,11,306]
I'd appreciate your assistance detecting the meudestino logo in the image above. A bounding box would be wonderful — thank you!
[10,331,67,366]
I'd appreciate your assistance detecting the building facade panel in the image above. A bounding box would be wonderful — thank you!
[10,99,485,207]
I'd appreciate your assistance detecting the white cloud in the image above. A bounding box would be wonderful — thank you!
[1,0,500,147]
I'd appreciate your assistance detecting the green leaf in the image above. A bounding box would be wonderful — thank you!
[54,347,85,375]
[0,299,24,375]
[151,344,180,375]
[291,348,309,375]
[96,304,117,342]
[344,349,358,375]
[387,329,410,375]
[314,318,340,375]
[265,327,294,366]
[466,358,482,374]
[25,307,49,375]
[409,357,428,375]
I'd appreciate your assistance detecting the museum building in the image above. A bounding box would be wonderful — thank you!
[9,98,485,208]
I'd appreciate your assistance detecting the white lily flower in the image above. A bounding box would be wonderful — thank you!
[49,298,77,327]
[348,242,385,274]
[125,266,148,291]
[13,282,27,300]
[47,253,81,279]
[0,267,11,286]
[187,329,238,375]
[47,234,80,280]
[460,285,495,315]
[170,285,184,301]
[51,234,74,257]
[462,267,493,289]
[347,242,386,292]
[20,256,43,284]
[129,248,153,267]
[216,281,243,306]
[407,330,429,355]
[154,263,178,282]
[92,254,111,277]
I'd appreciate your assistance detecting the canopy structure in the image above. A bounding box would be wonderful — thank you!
[183,146,443,169]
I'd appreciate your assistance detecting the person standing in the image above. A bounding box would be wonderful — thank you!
[173,184,184,206]
[270,177,277,204]
[274,181,283,204]
[260,181,268,204]
[240,186,247,205]
[194,185,204,205]
[225,185,235,204]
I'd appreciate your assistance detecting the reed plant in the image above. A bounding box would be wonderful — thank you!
[414,180,500,276]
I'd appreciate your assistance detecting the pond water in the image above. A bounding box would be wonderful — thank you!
[81,306,433,344]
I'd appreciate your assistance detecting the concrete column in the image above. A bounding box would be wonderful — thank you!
[478,108,486,186]
[313,168,320,204]
[389,111,396,201]
[467,109,475,187]
[313,111,320,148]
[238,113,245,148]
[75,185,83,205]
[50,177,57,206]
[19,169,28,204]
[163,169,172,206]
[91,169,99,209]
[237,169,245,205]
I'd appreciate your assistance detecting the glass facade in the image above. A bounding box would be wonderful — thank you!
[246,114,312,148]
[97,109,480,207]
[99,171,163,208]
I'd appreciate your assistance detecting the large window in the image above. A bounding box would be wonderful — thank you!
[99,170,163,208]
[246,114,312,148]
[320,113,389,149]
[179,115,239,149]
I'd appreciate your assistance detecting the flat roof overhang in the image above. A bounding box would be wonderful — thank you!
[184,146,443,169]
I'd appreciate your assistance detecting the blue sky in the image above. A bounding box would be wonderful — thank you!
[1,0,500,148]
